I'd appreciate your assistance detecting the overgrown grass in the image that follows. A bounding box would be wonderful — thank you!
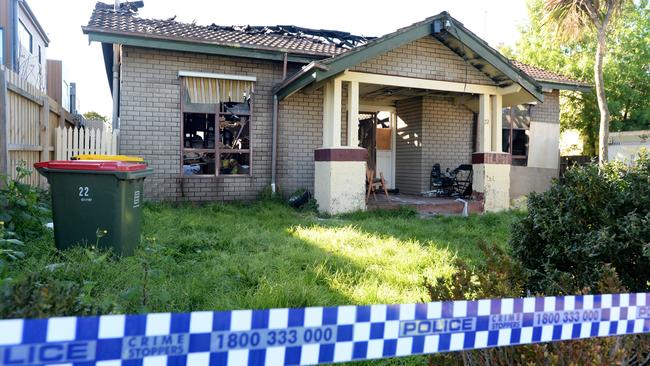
[2,201,519,317]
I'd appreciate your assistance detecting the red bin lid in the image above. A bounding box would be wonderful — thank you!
[34,160,148,172]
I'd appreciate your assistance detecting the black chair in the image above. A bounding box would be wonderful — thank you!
[430,164,454,196]
[451,164,473,198]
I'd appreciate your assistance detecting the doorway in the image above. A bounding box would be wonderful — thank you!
[358,109,395,189]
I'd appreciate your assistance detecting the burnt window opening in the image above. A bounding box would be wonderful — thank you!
[181,76,253,177]
[502,105,532,167]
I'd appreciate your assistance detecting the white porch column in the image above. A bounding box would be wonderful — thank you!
[315,77,365,215]
[490,94,503,152]
[477,94,492,152]
[347,81,359,147]
[322,78,342,147]
[473,93,510,212]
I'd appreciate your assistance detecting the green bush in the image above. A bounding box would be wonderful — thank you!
[511,152,650,294]
[0,163,50,240]
[427,242,649,365]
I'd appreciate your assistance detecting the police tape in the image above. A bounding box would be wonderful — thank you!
[0,293,649,366]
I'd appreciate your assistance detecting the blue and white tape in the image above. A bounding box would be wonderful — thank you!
[0,293,648,366]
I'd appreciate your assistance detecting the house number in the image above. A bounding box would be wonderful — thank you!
[78,186,92,202]
[78,186,90,197]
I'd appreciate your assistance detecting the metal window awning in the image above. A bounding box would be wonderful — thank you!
[179,71,255,104]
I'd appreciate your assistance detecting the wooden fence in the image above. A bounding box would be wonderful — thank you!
[55,127,117,160]
[0,65,75,187]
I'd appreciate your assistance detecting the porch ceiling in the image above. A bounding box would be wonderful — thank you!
[359,83,468,103]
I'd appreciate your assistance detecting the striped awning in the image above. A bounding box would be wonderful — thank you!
[183,76,254,104]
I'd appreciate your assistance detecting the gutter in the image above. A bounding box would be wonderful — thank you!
[273,61,329,100]
[82,27,334,62]
[537,80,592,93]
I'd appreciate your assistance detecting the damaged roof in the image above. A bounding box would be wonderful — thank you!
[84,2,589,97]
[83,2,370,58]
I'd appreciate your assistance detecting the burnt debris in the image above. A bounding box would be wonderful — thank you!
[207,24,374,49]
[96,1,144,13]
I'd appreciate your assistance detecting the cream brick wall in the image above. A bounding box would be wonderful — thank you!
[119,46,284,201]
[119,34,515,201]
[353,36,496,86]
[395,96,473,194]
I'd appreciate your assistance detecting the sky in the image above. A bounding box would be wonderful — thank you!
[27,0,530,118]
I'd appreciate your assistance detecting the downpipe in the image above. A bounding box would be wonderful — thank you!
[270,94,278,194]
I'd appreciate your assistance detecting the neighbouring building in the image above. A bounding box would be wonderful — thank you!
[0,0,49,89]
[608,130,650,164]
[83,2,590,213]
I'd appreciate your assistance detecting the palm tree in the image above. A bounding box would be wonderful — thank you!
[544,0,629,164]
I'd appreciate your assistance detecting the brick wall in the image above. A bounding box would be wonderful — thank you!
[353,36,495,86]
[395,96,473,194]
[119,46,284,201]
[118,35,497,201]
[276,90,323,195]
[531,90,559,124]
[395,98,423,194]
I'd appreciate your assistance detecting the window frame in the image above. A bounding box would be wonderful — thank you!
[502,105,532,166]
[18,20,32,54]
[179,75,254,178]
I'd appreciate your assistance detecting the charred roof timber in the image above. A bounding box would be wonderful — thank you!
[96,1,144,13]
[206,25,374,49]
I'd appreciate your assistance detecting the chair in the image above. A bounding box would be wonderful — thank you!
[451,164,473,198]
[429,164,454,196]
[366,168,390,202]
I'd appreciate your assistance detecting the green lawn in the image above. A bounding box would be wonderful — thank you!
[4,201,519,317]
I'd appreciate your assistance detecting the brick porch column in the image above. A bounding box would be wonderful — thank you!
[314,148,367,214]
[473,94,511,212]
[314,78,366,214]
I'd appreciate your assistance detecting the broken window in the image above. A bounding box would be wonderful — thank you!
[502,105,531,166]
[180,73,253,176]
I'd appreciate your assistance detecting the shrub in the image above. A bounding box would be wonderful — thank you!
[0,163,50,240]
[510,152,650,294]
[0,223,25,274]
[426,243,649,365]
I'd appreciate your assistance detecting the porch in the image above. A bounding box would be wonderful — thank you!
[311,70,528,214]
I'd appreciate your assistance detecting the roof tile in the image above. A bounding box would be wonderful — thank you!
[84,3,345,57]
[510,60,589,86]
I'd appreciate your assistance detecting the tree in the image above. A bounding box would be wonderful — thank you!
[543,0,630,164]
[507,0,649,156]
[83,111,109,123]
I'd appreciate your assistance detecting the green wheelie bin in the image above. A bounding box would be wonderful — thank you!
[34,160,153,256]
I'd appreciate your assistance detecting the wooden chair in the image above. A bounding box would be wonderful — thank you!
[366,168,390,202]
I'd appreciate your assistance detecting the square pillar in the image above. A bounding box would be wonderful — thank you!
[347,81,359,147]
[322,78,342,147]
[314,147,368,214]
[477,94,492,152]
[472,153,511,212]
[490,94,503,152]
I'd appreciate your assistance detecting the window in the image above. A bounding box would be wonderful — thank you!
[180,73,254,177]
[18,21,32,54]
[502,104,531,166]
[0,28,4,65]
[38,45,41,64]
